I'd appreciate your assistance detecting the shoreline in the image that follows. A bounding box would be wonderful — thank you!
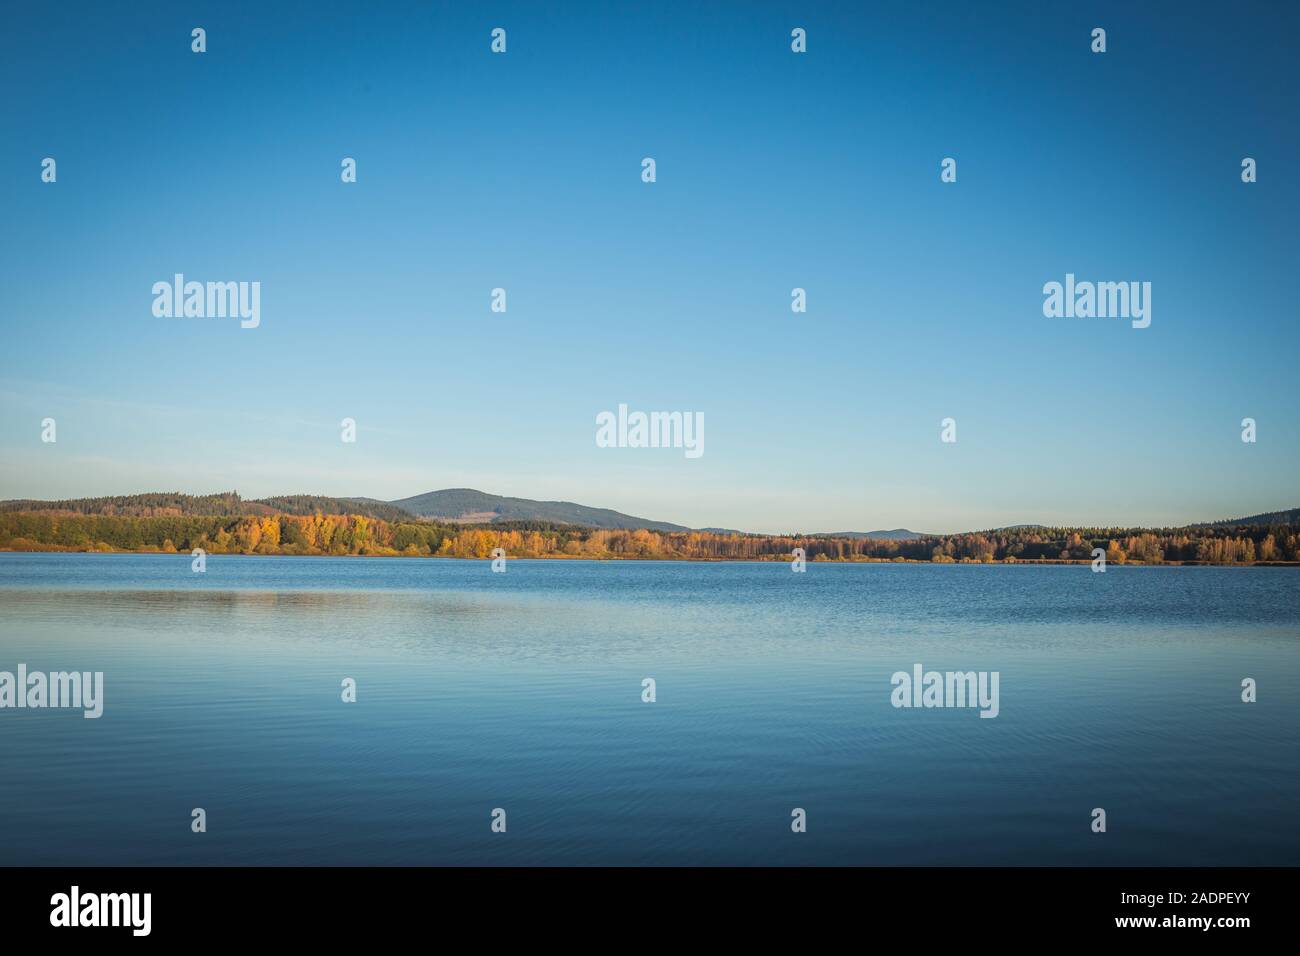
[2,547,1297,568]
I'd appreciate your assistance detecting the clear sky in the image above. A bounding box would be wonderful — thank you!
[1,1,1297,534]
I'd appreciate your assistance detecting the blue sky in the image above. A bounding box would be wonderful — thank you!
[1,1,1297,533]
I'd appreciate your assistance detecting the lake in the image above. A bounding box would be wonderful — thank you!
[1,552,1297,865]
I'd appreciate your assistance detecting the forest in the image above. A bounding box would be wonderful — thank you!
[1,509,1297,564]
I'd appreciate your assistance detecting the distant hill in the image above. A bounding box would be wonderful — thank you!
[388,488,689,532]
[1198,508,1300,527]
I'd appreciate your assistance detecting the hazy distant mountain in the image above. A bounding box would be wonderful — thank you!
[388,488,689,532]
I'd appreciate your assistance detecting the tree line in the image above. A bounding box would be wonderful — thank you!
[1,511,1297,564]
[0,491,410,522]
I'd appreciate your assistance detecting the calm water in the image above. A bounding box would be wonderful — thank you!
[1,552,1297,866]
